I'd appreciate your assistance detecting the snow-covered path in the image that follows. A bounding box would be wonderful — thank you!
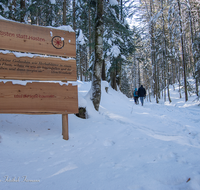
[0,81,200,190]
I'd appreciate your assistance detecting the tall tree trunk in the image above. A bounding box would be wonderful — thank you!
[8,1,12,20]
[102,60,106,80]
[116,58,121,89]
[88,2,92,59]
[187,0,198,96]
[120,0,123,22]
[138,60,141,87]
[168,11,176,85]
[149,0,159,103]
[20,0,25,22]
[73,0,76,30]
[164,63,167,102]
[63,0,66,25]
[79,45,83,81]
[192,10,199,96]
[167,62,172,102]
[162,12,166,102]
[88,2,93,81]
[91,0,104,111]
[111,68,117,91]
[161,0,171,103]
[131,61,135,97]
[9,0,16,20]
[177,0,188,101]
[177,50,182,98]
[133,41,137,89]
[193,18,199,96]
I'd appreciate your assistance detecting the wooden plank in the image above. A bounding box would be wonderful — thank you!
[0,53,77,81]
[0,82,78,114]
[0,19,76,57]
[62,114,69,140]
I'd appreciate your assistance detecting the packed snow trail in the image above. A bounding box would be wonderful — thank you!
[0,81,200,190]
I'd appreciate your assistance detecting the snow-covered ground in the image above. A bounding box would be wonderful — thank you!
[0,80,200,190]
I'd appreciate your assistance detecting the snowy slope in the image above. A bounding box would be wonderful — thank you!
[0,81,200,190]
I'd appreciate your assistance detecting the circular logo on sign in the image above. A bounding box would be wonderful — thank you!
[51,36,64,49]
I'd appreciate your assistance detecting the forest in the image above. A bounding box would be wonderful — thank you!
[0,0,200,109]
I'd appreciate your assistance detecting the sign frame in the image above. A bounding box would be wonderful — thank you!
[0,19,76,57]
[0,17,78,140]
[0,82,78,114]
[0,53,77,81]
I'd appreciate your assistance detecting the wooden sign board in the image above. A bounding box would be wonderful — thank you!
[0,53,77,81]
[0,19,76,57]
[0,82,78,114]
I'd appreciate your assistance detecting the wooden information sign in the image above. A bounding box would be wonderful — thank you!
[0,53,76,81]
[0,17,78,140]
[0,82,78,114]
[0,19,76,57]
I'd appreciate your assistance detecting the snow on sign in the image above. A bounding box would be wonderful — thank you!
[0,19,76,57]
[0,53,77,81]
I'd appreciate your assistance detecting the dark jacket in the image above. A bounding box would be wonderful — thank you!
[138,85,146,97]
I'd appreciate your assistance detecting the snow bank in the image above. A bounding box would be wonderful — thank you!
[0,81,200,190]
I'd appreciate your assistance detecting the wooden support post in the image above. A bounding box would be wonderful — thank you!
[62,114,69,140]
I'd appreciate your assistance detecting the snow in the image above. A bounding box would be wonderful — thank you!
[50,31,53,37]
[108,39,112,46]
[0,80,200,190]
[0,50,75,61]
[77,30,86,45]
[0,79,78,87]
[110,45,121,58]
[50,0,56,4]
[121,55,127,60]
[56,25,74,33]
[109,0,119,6]
[0,15,6,20]
[0,15,74,33]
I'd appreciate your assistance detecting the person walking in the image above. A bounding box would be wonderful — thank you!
[133,88,139,104]
[138,85,146,106]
